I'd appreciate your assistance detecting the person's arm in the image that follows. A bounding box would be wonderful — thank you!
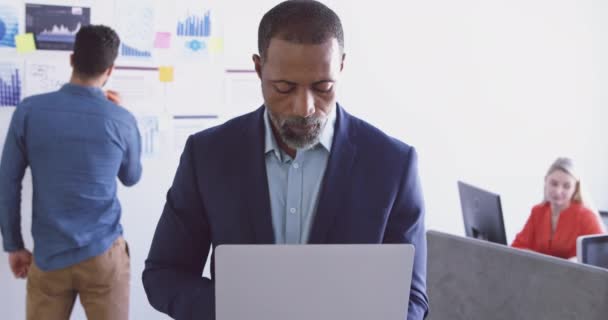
[580,209,606,235]
[105,90,122,105]
[117,115,142,186]
[0,106,32,277]
[142,135,214,320]
[383,147,429,320]
[511,209,537,249]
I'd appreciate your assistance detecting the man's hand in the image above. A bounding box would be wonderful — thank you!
[105,90,122,105]
[9,249,33,279]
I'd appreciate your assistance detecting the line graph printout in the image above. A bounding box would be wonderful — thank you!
[25,4,90,51]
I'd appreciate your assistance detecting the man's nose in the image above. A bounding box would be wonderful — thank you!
[293,89,315,118]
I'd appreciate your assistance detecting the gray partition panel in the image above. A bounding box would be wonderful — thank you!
[427,230,608,320]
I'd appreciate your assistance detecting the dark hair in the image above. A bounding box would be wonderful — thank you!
[258,0,344,59]
[72,25,120,78]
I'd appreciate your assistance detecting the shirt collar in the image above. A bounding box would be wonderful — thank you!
[60,83,107,100]
[264,105,337,158]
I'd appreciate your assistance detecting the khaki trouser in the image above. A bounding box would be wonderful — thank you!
[26,237,130,320]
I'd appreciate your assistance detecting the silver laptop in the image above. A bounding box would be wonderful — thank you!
[215,244,415,320]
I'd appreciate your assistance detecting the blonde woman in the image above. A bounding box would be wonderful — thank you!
[512,157,605,259]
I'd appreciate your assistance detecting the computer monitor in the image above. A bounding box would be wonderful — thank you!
[457,181,508,245]
[599,210,608,229]
[577,234,608,269]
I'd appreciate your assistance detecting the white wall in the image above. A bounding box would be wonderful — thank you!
[0,0,607,319]
[331,0,608,241]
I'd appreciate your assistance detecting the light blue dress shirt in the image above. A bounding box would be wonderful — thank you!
[0,84,142,271]
[264,107,336,244]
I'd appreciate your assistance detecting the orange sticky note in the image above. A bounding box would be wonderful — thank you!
[208,37,223,54]
[15,33,36,53]
[159,66,174,82]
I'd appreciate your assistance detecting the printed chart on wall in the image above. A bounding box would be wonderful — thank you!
[174,0,223,59]
[23,59,71,97]
[114,0,155,61]
[25,3,90,51]
[0,62,22,107]
[105,66,168,157]
[163,0,225,116]
[0,3,19,48]
[137,115,160,157]
[105,66,164,115]
[173,115,221,152]
[224,70,262,119]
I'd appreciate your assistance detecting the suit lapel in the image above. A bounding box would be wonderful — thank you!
[242,106,275,244]
[308,105,357,243]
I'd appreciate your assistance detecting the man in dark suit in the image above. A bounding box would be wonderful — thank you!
[142,1,429,319]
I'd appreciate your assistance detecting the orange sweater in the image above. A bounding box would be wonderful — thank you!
[511,202,605,259]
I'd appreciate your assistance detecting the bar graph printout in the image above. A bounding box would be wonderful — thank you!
[115,0,155,59]
[0,62,21,107]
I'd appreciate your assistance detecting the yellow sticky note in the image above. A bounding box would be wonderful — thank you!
[209,37,224,54]
[159,66,174,82]
[15,33,36,53]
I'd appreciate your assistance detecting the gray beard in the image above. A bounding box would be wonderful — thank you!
[269,113,327,150]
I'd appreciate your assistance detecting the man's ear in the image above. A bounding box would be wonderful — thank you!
[340,53,346,72]
[253,54,262,79]
[70,54,74,67]
[106,64,115,78]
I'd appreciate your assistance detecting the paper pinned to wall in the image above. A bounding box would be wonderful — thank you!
[171,1,224,60]
[105,66,165,115]
[114,0,155,60]
[24,4,90,51]
[166,63,224,116]
[137,115,161,157]
[172,115,221,152]
[224,70,262,119]
[0,3,19,48]
[23,59,71,96]
[0,61,22,107]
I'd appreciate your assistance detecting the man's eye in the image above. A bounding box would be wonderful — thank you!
[313,82,334,93]
[273,83,295,93]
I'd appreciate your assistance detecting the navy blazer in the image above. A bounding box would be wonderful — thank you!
[143,105,429,320]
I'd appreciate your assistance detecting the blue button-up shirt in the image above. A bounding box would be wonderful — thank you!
[0,83,142,271]
[264,107,336,244]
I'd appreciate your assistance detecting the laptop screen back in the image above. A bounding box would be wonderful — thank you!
[215,244,415,320]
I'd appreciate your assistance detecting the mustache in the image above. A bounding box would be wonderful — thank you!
[280,115,323,127]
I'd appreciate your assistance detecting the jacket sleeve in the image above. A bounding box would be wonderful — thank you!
[0,106,29,252]
[142,135,214,320]
[382,147,429,320]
